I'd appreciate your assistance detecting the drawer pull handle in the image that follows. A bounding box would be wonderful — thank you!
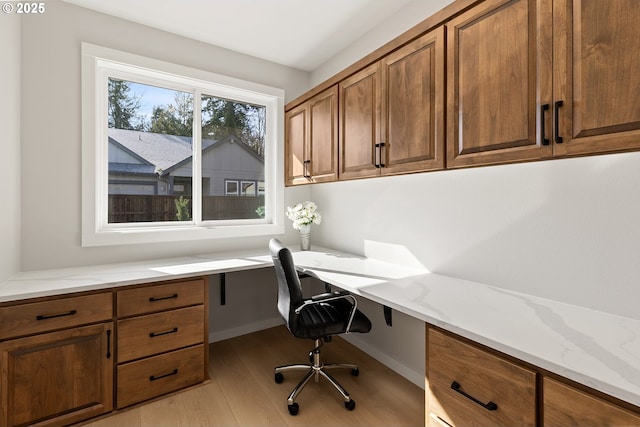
[150,369,178,382]
[149,327,179,338]
[149,293,178,302]
[36,310,77,321]
[451,381,498,411]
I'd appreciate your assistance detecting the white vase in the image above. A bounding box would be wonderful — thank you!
[298,224,311,251]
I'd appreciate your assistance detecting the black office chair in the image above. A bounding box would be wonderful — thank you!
[269,238,372,415]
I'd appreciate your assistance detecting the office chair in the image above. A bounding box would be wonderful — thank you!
[269,238,372,415]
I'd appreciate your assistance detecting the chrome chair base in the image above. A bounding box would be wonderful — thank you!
[274,338,359,414]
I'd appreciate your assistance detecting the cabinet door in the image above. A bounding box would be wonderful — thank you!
[553,0,640,156]
[285,103,308,186]
[543,377,640,426]
[0,323,113,427]
[447,0,553,168]
[339,62,382,180]
[308,85,338,183]
[381,26,445,175]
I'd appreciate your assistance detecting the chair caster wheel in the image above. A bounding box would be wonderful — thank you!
[275,372,284,383]
[351,368,359,376]
[288,402,299,415]
[345,399,356,411]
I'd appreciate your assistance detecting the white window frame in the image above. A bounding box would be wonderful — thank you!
[81,43,284,246]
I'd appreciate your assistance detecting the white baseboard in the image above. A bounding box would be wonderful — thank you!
[342,334,425,390]
[208,316,284,343]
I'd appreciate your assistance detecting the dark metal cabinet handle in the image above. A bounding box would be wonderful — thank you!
[540,104,550,146]
[374,142,386,168]
[149,327,178,338]
[303,160,311,178]
[451,381,498,411]
[36,310,77,320]
[554,100,564,144]
[150,369,178,381]
[149,293,178,302]
[106,329,112,359]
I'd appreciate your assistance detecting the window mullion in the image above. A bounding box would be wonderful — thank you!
[192,90,203,225]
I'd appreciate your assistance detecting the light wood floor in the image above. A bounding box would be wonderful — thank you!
[85,326,425,426]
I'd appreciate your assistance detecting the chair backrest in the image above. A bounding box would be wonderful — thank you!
[269,238,304,332]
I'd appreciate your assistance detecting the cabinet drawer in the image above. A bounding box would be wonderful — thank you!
[0,293,113,340]
[117,305,204,362]
[117,279,205,317]
[117,345,204,408]
[543,377,640,426]
[426,328,536,427]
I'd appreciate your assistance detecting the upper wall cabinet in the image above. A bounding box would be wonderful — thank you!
[446,0,554,168]
[285,85,338,186]
[553,0,640,156]
[447,0,640,168]
[339,27,445,180]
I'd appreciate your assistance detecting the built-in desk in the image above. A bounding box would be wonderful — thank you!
[1,245,639,417]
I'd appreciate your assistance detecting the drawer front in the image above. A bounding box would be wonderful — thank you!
[117,279,205,317]
[117,345,204,408]
[0,293,113,340]
[117,305,204,362]
[543,377,640,426]
[426,328,536,427]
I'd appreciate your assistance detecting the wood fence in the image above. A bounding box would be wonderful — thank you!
[108,195,264,223]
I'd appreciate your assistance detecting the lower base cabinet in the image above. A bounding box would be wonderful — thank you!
[426,324,640,427]
[0,323,113,427]
[426,327,536,427]
[543,377,640,427]
[115,278,208,409]
[0,277,208,426]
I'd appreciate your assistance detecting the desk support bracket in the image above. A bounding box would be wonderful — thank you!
[220,273,226,306]
[384,305,392,326]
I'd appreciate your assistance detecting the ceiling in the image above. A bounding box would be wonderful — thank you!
[61,0,421,71]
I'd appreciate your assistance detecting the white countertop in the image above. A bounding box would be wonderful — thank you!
[2,246,639,408]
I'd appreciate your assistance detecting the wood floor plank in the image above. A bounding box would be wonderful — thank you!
[79,326,424,426]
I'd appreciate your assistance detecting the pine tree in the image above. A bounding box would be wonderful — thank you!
[108,79,144,130]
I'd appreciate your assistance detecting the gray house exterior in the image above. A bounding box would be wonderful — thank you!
[108,128,264,197]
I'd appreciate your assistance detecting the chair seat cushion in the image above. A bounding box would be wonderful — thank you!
[293,298,372,339]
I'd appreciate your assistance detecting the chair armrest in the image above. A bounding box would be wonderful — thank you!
[295,292,358,333]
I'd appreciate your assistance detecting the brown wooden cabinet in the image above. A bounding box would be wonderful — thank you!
[115,278,207,409]
[426,324,640,427]
[447,0,640,168]
[553,0,640,156]
[446,0,554,168]
[285,85,338,185]
[339,27,445,180]
[426,327,537,427]
[0,294,114,427]
[543,376,640,426]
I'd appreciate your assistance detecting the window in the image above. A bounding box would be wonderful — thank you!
[82,43,284,246]
[225,180,239,196]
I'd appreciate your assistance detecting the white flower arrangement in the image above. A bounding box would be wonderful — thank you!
[285,201,322,230]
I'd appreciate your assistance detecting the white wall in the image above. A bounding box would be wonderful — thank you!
[311,0,455,86]
[19,1,310,271]
[0,13,21,282]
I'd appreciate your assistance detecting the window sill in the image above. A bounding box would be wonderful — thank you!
[81,223,285,247]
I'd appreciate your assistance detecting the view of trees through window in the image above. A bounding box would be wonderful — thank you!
[107,78,266,224]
